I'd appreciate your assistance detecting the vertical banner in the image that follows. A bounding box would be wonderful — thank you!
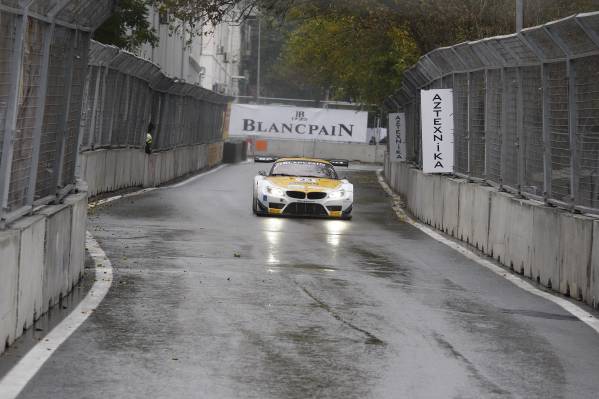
[421,89,454,173]
[388,113,406,162]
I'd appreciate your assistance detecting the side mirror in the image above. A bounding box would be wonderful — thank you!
[258,170,267,176]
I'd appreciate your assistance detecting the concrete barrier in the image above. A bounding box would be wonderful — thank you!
[384,155,599,309]
[81,142,223,197]
[442,178,462,237]
[223,141,248,163]
[559,213,594,302]
[12,215,45,335]
[487,191,512,264]
[0,191,87,355]
[0,230,20,350]
[592,220,599,308]
[252,137,385,163]
[505,197,534,276]
[39,204,73,313]
[531,205,561,290]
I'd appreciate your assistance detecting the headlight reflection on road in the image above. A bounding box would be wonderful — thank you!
[264,218,284,264]
[325,220,348,247]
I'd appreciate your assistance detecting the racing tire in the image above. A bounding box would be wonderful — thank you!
[252,193,258,215]
[253,195,266,217]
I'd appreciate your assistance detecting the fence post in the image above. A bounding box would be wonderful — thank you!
[541,64,552,204]
[73,35,91,181]
[516,67,525,195]
[466,71,472,178]
[544,26,577,210]
[567,59,578,209]
[106,72,120,146]
[0,10,28,224]
[26,22,55,207]
[53,29,76,194]
[483,69,490,180]
[88,65,102,149]
[499,68,507,190]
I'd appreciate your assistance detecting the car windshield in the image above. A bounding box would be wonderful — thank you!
[270,161,338,179]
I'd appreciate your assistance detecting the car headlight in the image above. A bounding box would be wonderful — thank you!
[328,189,345,200]
[266,186,285,197]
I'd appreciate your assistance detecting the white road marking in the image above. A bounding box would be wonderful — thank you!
[165,164,228,188]
[376,169,599,334]
[0,233,113,399]
[88,165,232,209]
[0,163,236,396]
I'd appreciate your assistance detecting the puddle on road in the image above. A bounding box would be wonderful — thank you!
[499,309,578,321]
[349,246,413,285]
[267,263,337,274]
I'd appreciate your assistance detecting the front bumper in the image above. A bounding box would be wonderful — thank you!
[259,193,352,218]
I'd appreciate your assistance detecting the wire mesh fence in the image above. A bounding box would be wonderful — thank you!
[81,41,227,153]
[0,0,112,226]
[386,12,599,214]
[0,1,228,227]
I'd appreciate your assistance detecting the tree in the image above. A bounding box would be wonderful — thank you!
[94,0,294,51]
[93,0,158,51]
[274,1,419,104]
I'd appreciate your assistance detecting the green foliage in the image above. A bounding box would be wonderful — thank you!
[93,0,158,51]
[276,6,419,104]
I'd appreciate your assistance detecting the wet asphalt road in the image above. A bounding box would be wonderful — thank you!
[11,162,599,398]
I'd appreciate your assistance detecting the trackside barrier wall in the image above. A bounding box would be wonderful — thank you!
[80,142,224,197]
[385,160,599,309]
[0,0,111,354]
[222,141,248,164]
[78,41,227,196]
[0,191,86,354]
[383,12,599,216]
[250,137,385,163]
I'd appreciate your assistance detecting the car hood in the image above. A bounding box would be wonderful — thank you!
[265,176,342,191]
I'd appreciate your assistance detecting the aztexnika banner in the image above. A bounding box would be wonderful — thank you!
[421,89,454,174]
[229,104,368,143]
[388,113,406,162]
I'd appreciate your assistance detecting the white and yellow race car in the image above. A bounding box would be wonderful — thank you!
[253,157,353,219]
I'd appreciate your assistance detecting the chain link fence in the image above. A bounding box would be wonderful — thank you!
[385,12,599,214]
[0,0,113,226]
[80,41,227,153]
[0,1,228,228]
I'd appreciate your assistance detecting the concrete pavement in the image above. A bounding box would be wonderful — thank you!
[4,162,599,398]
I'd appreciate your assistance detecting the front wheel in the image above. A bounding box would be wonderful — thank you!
[252,193,258,215]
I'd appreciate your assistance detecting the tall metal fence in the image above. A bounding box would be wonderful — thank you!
[0,1,229,228]
[80,41,227,152]
[384,12,599,214]
[0,0,113,226]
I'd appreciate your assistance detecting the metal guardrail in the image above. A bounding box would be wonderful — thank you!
[384,12,599,214]
[0,0,113,227]
[81,41,228,153]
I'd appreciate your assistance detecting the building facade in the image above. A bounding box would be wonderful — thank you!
[137,8,246,97]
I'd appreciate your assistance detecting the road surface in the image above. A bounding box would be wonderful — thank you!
[5,162,599,398]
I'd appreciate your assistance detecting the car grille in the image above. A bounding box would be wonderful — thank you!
[283,203,328,216]
[307,192,327,200]
[269,202,285,209]
[326,205,342,212]
[286,191,306,199]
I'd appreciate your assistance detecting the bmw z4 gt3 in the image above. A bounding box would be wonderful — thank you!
[253,158,353,219]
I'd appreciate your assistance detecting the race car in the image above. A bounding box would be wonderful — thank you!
[253,157,353,219]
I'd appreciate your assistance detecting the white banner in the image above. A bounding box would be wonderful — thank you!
[421,89,454,173]
[388,113,406,162]
[229,104,368,143]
